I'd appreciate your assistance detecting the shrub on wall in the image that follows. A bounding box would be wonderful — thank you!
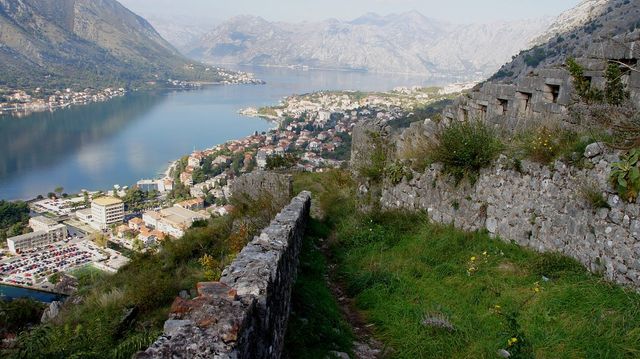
[429,120,503,184]
[610,148,640,202]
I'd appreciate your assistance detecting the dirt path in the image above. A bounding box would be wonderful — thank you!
[320,238,386,359]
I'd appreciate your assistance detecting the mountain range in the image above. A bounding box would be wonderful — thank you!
[0,0,224,89]
[174,12,550,80]
[492,0,640,82]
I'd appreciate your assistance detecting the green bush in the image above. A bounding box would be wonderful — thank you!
[385,161,412,184]
[430,120,503,183]
[567,58,604,104]
[605,63,630,105]
[610,148,640,202]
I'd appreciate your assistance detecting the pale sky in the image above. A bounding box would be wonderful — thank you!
[118,0,583,25]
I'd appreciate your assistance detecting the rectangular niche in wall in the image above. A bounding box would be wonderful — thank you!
[497,99,509,115]
[543,83,561,103]
[515,91,532,115]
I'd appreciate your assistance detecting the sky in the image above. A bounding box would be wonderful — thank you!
[119,0,583,25]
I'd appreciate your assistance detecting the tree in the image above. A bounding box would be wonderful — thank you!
[123,187,146,211]
[54,186,64,198]
[266,154,299,170]
[132,238,144,252]
[93,233,108,248]
[605,63,629,105]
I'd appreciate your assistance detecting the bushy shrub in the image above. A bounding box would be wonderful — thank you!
[567,58,604,104]
[513,125,597,165]
[605,63,630,106]
[610,149,640,202]
[385,161,412,184]
[429,120,503,183]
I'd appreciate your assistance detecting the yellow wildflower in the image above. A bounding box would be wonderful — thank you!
[470,256,476,262]
[508,337,519,347]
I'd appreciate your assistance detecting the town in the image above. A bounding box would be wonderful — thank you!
[0,87,127,117]
[0,67,264,117]
[0,85,455,295]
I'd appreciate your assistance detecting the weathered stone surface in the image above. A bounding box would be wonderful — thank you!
[376,136,640,289]
[584,142,607,158]
[137,191,311,359]
[231,171,293,208]
[41,301,62,323]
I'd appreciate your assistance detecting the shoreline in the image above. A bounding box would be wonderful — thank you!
[0,281,67,297]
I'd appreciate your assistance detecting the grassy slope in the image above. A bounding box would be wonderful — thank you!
[291,171,640,359]
[284,219,354,359]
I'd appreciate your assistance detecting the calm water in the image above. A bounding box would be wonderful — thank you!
[0,67,451,200]
[0,284,65,303]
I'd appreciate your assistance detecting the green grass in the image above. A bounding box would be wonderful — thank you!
[293,171,640,359]
[284,219,354,358]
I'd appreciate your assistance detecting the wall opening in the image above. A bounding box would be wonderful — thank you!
[543,84,561,103]
[479,104,487,119]
[498,99,508,115]
[516,91,532,115]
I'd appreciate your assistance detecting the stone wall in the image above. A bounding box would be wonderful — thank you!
[379,147,640,289]
[137,191,312,359]
[444,30,640,131]
[231,171,293,208]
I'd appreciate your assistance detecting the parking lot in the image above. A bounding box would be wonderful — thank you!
[0,241,106,288]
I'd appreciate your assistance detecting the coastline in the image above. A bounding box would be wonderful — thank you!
[0,282,67,297]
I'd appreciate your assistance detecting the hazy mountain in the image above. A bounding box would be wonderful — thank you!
[0,0,223,89]
[145,15,214,54]
[491,0,640,82]
[186,12,550,80]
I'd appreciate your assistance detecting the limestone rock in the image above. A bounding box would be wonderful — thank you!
[584,142,607,158]
[41,301,62,323]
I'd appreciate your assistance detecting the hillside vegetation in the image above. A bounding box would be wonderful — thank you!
[0,0,224,89]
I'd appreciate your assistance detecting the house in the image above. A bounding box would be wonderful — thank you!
[142,206,208,239]
[128,217,145,231]
[180,172,193,186]
[175,198,205,211]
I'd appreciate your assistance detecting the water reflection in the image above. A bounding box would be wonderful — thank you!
[0,67,451,200]
[0,93,166,183]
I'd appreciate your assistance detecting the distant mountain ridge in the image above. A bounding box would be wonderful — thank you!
[184,12,550,80]
[492,0,640,82]
[0,0,223,89]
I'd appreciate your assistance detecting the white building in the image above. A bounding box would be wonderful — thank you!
[7,224,67,254]
[75,208,93,223]
[29,216,59,232]
[142,206,207,239]
[91,197,124,230]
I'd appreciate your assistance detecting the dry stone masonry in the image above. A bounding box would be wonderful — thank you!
[444,30,640,130]
[231,170,293,208]
[137,191,311,359]
[380,148,640,289]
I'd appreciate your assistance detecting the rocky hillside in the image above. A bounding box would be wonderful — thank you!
[186,12,549,80]
[0,0,223,89]
[491,0,640,82]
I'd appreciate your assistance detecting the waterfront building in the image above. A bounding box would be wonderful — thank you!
[7,224,67,254]
[137,179,159,192]
[91,197,124,230]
